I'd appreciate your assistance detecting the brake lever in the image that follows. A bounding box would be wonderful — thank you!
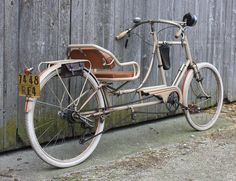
[125,33,130,48]
[125,38,129,48]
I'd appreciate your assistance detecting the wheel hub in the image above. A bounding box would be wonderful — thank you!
[58,110,95,128]
[58,110,76,124]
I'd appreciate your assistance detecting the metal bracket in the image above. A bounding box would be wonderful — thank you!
[60,63,84,78]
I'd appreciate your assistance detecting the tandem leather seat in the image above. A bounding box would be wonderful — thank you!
[67,44,140,81]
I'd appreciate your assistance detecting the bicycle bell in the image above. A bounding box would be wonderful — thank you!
[133,17,141,24]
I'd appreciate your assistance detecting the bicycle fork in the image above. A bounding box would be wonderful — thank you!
[191,63,211,98]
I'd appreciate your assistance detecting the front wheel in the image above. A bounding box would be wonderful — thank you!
[183,63,223,131]
[26,66,105,168]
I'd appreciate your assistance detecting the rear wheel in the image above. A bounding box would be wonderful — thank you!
[183,63,223,131]
[26,66,105,168]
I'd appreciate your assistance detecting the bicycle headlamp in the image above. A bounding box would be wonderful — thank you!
[183,13,197,27]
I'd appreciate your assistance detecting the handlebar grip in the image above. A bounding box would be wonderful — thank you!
[175,29,182,39]
[115,30,129,40]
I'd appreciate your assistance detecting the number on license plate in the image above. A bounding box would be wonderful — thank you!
[18,74,40,98]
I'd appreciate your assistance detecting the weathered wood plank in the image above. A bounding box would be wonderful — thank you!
[113,0,125,59]
[70,0,83,43]
[0,0,4,150]
[17,0,40,146]
[223,0,233,101]
[3,0,19,150]
[58,0,71,58]
[229,0,236,101]
[17,0,71,146]
[222,0,232,100]
[211,0,226,98]
[102,0,114,50]
[82,0,96,43]
[113,0,135,127]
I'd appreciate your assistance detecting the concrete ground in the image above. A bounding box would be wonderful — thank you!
[0,103,235,181]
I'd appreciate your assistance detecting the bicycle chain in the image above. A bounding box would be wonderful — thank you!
[79,98,190,144]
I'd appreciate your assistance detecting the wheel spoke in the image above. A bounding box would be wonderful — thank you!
[37,122,55,141]
[63,88,90,112]
[28,68,105,167]
[48,84,67,110]
[56,69,74,103]
[36,100,74,112]
[35,120,55,130]
[79,90,98,111]
[48,85,61,106]
[44,129,63,148]
[75,74,89,108]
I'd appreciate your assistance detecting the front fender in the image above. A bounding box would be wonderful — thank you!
[182,62,219,106]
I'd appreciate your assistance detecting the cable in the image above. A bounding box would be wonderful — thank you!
[129,25,176,47]
[130,32,153,46]
[157,25,175,34]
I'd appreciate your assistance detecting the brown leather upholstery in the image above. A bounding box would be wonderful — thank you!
[68,47,135,79]
[93,71,134,78]
[68,48,115,69]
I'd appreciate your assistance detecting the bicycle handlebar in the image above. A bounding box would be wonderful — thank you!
[115,29,131,40]
[115,19,186,40]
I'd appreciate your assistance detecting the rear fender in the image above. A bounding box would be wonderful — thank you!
[25,63,104,113]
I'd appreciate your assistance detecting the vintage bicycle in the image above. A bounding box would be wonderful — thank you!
[20,13,223,168]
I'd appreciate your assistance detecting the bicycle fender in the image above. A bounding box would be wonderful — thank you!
[182,62,220,105]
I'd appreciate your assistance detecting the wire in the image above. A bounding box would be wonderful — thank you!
[129,25,176,47]
[130,32,153,46]
[157,25,175,34]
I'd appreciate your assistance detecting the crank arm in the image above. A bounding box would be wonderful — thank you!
[79,129,106,144]
[178,102,189,111]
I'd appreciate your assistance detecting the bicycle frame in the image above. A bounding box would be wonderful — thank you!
[80,20,196,117]
[34,19,196,118]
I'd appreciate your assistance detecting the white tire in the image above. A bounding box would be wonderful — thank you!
[26,66,105,168]
[183,62,223,131]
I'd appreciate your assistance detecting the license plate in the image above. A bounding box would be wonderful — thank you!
[18,74,40,98]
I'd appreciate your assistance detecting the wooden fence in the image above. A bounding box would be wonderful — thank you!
[0,0,235,152]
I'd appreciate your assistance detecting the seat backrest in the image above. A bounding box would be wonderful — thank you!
[68,48,116,69]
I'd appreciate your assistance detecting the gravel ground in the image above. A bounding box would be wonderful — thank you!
[53,103,236,181]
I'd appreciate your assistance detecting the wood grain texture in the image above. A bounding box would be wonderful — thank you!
[2,0,20,150]
[16,0,71,147]
[0,0,236,151]
[0,0,4,150]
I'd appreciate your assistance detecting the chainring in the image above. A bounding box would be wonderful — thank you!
[166,91,180,112]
